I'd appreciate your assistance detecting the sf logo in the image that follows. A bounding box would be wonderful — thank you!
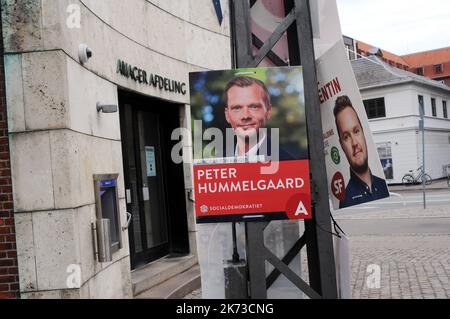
[331,172,345,201]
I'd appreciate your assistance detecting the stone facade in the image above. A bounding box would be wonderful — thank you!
[1,0,231,298]
[0,11,19,299]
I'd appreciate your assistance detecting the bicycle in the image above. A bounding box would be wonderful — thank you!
[402,166,432,185]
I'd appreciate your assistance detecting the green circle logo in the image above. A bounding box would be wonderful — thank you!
[331,147,340,165]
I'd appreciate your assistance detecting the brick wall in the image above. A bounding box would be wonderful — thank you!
[0,12,19,299]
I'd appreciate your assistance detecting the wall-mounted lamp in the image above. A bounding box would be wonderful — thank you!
[97,102,118,113]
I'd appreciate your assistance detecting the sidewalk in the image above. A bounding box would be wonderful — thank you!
[349,234,450,299]
[338,203,450,298]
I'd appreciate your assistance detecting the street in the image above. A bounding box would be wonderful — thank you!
[185,185,450,299]
[339,217,450,236]
[335,189,450,215]
[334,188,450,235]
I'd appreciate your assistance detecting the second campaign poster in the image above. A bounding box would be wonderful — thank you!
[317,41,390,210]
[189,67,312,223]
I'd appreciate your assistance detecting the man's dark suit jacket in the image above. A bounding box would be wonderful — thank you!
[339,169,389,209]
[222,136,307,161]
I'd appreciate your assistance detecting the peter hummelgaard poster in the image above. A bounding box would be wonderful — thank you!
[189,66,312,223]
[317,41,389,210]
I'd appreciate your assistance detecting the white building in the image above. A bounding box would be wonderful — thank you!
[351,56,450,184]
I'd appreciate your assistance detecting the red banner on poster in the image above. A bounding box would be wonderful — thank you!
[194,160,312,222]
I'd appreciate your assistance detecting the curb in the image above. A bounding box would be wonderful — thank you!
[389,187,449,192]
[389,182,449,192]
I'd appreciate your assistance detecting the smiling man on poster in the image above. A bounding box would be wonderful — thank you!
[333,95,389,208]
[223,76,296,161]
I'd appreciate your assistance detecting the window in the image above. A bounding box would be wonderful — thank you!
[363,98,386,119]
[418,95,424,115]
[345,44,355,60]
[431,98,437,117]
[434,64,443,74]
[416,67,424,76]
[444,101,448,119]
[418,95,425,115]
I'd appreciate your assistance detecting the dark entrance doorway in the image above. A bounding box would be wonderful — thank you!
[119,89,189,270]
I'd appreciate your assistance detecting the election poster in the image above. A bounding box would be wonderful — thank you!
[316,41,390,210]
[189,67,312,223]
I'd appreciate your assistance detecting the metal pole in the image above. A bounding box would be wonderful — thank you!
[419,100,426,209]
[232,222,239,262]
[294,0,338,298]
[245,222,268,298]
[422,114,426,209]
[230,0,338,299]
[224,221,248,299]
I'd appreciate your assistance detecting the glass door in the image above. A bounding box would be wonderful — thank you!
[136,109,169,255]
[121,103,169,269]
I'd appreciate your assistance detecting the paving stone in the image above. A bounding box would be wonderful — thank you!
[184,205,450,299]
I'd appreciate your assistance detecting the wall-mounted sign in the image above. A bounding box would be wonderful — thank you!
[145,146,156,177]
[116,59,186,95]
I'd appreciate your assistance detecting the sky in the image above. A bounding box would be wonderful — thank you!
[336,0,450,55]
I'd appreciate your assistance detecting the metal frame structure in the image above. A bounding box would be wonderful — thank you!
[230,0,338,299]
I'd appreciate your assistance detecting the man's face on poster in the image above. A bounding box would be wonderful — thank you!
[224,84,272,139]
[336,106,369,174]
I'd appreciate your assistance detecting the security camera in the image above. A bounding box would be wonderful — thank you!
[78,44,93,64]
[97,102,118,113]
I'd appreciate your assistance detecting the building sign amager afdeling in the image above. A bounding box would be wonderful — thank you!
[116,59,187,95]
